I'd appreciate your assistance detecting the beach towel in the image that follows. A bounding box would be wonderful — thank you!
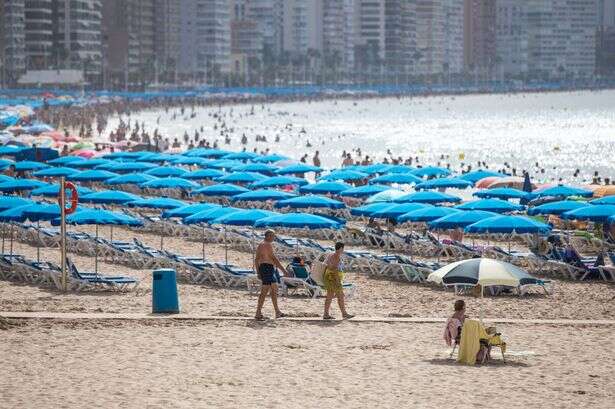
[457,320,488,365]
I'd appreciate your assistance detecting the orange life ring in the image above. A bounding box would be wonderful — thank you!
[58,181,78,215]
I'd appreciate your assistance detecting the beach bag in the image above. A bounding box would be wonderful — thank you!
[310,253,328,285]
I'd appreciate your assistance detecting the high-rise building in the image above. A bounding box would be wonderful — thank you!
[525,0,596,78]
[230,0,264,77]
[102,0,155,88]
[154,0,181,82]
[597,0,615,76]
[495,0,529,78]
[0,0,26,85]
[24,0,53,70]
[245,0,283,59]
[464,0,496,75]
[323,0,355,75]
[384,0,417,75]
[354,0,386,70]
[198,0,231,76]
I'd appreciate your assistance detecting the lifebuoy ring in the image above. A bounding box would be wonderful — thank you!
[58,181,78,215]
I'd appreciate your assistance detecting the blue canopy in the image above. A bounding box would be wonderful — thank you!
[53,209,142,226]
[184,207,241,224]
[33,167,75,178]
[66,158,111,169]
[145,166,188,177]
[23,203,65,222]
[609,215,615,224]
[207,159,243,170]
[465,215,551,234]
[527,200,591,216]
[394,191,461,204]
[69,170,119,182]
[222,151,259,160]
[102,151,147,160]
[184,148,230,158]
[80,190,142,205]
[171,156,212,167]
[232,163,278,174]
[534,185,594,198]
[216,171,268,183]
[398,206,461,223]
[183,169,226,180]
[590,196,615,205]
[456,198,524,213]
[411,166,451,178]
[0,175,14,183]
[136,153,178,163]
[193,183,250,197]
[211,209,278,226]
[415,177,472,190]
[275,195,345,209]
[365,189,406,203]
[0,195,33,211]
[14,161,50,172]
[299,181,352,194]
[0,159,14,171]
[370,173,422,185]
[459,170,506,183]
[0,204,37,222]
[561,205,615,223]
[48,155,85,166]
[128,197,188,209]
[428,210,498,230]
[162,203,220,219]
[370,203,431,219]
[253,154,288,163]
[474,187,528,200]
[0,179,48,192]
[350,202,394,216]
[30,183,92,197]
[359,163,393,175]
[255,213,343,229]
[276,163,322,174]
[250,175,307,188]
[104,173,158,185]
[340,184,390,198]
[231,189,296,202]
[319,169,368,181]
[104,161,157,173]
[386,165,415,174]
[0,145,22,155]
[140,177,200,189]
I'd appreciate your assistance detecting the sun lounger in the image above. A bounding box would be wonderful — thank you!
[66,258,139,291]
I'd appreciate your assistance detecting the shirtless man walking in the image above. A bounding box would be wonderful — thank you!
[254,230,288,320]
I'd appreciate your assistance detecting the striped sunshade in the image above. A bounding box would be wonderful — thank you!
[427,258,542,287]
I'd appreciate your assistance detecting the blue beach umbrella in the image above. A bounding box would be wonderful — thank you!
[171,156,212,167]
[255,213,343,230]
[590,196,615,205]
[465,215,551,234]
[394,191,461,204]
[33,167,75,178]
[104,161,157,173]
[101,151,147,160]
[183,169,226,180]
[128,197,188,209]
[0,146,23,155]
[145,166,188,177]
[397,206,461,223]
[370,173,422,185]
[0,175,14,184]
[340,184,390,198]
[0,195,33,210]
[104,173,158,186]
[69,169,119,182]
[474,188,528,200]
[459,170,506,184]
[276,163,322,175]
[350,202,394,217]
[365,189,406,203]
[207,159,244,169]
[250,175,307,188]
[299,181,352,195]
[456,198,524,213]
[30,183,92,197]
[370,203,431,219]
[136,153,178,163]
[193,183,250,197]
[162,203,221,219]
[66,158,111,169]
[428,210,498,230]
[14,161,50,172]
[0,159,14,170]
[275,195,345,210]
[48,155,85,166]
[222,151,259,161]
[527,200,591,216]
[0,202,36,256]
[140,177,199,189]
[415,177,472,190]
[184,207,241,224]
[319,169,368,182]
[254,154,288,163]
[212,209,278,226]
[386,165,415,174]
[561,205,615,223]
[184,148,230,158]
[360,163,392,175]
[0,179,48,192]
[534,185,593,198]
[411,166,451,178]
[216,171,267,183]
[232,163,278,174]
[80,190,142,205]
[231,189,296,202]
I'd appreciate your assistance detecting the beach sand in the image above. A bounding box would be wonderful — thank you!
[1,319,614,408]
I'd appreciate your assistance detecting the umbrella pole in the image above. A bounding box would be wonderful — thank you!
[224,226,228,265]
[1,223,4,254]
[160,234,164,251]
[37,220,40,263]
[10,223,13,256]
[202,225,205,261]
[60,178,68,291]
[409,224,413,261]
[95,224,99,276]
[110,226,113,243]
[479,284,484,324]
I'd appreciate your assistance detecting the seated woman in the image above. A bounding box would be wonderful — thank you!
[444,299,466,348]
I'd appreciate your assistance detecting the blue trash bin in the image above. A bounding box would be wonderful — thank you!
[152,269,180,313]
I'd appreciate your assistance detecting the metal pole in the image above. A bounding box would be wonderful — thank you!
[95,224,99,275]
[202,225,205,261]
[10,224,13,256]
[224,226,228,265]
[37,220,40,262]
[160,234,163,251]
[60,177,68,291]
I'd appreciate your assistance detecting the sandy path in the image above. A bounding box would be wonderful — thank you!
[1,319,613,409]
